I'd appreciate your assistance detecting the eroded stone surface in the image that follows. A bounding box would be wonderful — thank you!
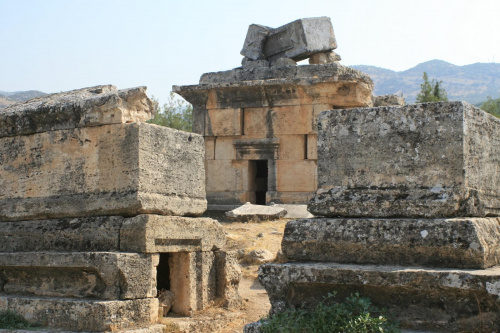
[214,251,242,309]
[0,85,154,138]
[259,262,500,332]
[120,214,226,253]
[309,102,500,218]
[0,123,206,221]
[0,296,158,331]
[282,217,500,268]
[373,94,405,106]
[0,252,158,300]
[0,216,124,252]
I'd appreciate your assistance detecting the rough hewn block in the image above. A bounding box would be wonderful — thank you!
[120,215,226,253]
[282,217,500,268]
[267,191,315,205]
[0,85,154,138]
[241,24,271,60]
[205,108,242,136]
[259,262,500,332]
[0,252,158,299]
[262,17,337,62]
[215,251,242,308]
[277,160,317,192]
[0,296,158,331]
[0,216,123,252]
[272,105,314,135]
[309,102,500,218]
[214,136,238,160]
[0,123,206,221]
[205,159,249,192]
[277,134,305,160]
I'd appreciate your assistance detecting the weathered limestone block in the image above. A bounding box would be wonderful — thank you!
[241,24,271,60]
[0,216,124,252]
[214,136,237,160]
[282,217,500,268]
[0,85,154,137]
[215,251,242,308]
[0,123,206,221]
[0,296,158,331]
[205,108,242,136]
[259,262,500,332]
[308,51,341,64]
[264,17,337,62]
[120,214,226,253]
[309,102,500,218]
[0,252,158,299]
[225,202,287,221]
[277,160,317,192]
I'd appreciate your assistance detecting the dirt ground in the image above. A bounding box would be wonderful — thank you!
[219,219,288,333]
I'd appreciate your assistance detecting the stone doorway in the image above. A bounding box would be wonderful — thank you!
[250,160,268,205]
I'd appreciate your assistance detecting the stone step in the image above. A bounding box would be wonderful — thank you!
[259,262,500,332]
[0,296,158,331]
[282,217,500,268]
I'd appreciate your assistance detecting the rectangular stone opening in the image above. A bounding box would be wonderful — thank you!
[249,160,268,205]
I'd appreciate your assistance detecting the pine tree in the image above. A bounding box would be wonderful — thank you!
[416,72,448,103]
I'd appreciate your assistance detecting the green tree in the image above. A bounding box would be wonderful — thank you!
[480,96,500,118]
[148,92,193,132]
[416,72,448,103]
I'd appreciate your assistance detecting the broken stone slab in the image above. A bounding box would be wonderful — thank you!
[0,252,158,299]
[271,204,314,219]
[281,217,500,268]
[270,57,297,67]
[0,296,158,331]
[0,123,206,222]
[309,102,500,218]
[241,24,272,60]
[225,202,287,221]
[120,214,226,253]
[0,85,154,138]
[259,262,500,332]
[241,17,337,62]
[373,94,406,106]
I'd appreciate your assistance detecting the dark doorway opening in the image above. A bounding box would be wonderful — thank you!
[157,253,170,291]
[254,160,268,205]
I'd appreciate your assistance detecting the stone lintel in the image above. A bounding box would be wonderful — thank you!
[0,85,154,138]
[259,262,500,332]
[0,252,158,300]
[0,123,206,222]
[282,218,500,268]
[309,102,500,218]
[0,296,158,331]
[120,215,226,253]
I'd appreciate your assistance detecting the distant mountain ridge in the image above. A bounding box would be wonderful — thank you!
[352,60,500,104]
[0,90,48,108]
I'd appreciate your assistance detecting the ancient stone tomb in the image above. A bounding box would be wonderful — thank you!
[256,101,500,332]
[174,17,374,207]
[0,85,240,332]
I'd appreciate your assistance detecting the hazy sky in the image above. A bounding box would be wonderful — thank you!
[1,0,500,104]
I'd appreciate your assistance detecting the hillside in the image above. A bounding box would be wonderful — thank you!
[0,90,48,108]
[352,60,500,104]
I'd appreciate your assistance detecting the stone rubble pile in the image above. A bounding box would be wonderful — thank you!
[249,101,500,332]
[0,85,241,332]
